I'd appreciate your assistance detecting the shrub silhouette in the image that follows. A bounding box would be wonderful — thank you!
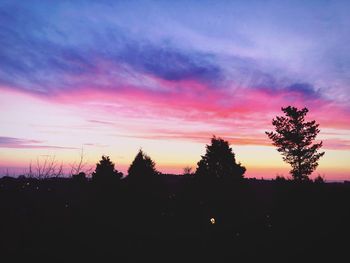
[183,166,194,177]
[314,175,325,184]
[127,149,158,180]
[92,155,123,182]
[72,172,87,182]
[266,106,325,181]
[195,136,246,179]
[275,175,287,182]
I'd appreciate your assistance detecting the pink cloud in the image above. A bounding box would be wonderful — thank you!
[3,69,350,150]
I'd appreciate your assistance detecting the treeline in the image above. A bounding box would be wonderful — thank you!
[0,106,328,183]
[9,106,328,183]
[71,135,325,184]
[1,152,348,261]
[88,136,246,182]
[85,106,325,183]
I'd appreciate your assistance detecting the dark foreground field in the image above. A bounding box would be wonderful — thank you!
[0,176,349,261]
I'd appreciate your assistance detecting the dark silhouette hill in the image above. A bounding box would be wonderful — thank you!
[0,175,349,261]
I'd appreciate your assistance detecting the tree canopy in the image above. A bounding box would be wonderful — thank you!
[92,155,123,182]
[127,149,158,180]
[195,136,246,179]
[266,106,325,181]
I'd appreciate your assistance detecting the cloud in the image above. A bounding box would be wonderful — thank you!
[1,0,350,102]
[0,3,224,96]
[87,119,115,126]
[0,7,97,94]
[83,142,108,148]
[1,0,347,121]
[285,83,320,99]
[116,42,222,83]
[323,139,350,150]
[117,131,271,147]
[0,136,77,149]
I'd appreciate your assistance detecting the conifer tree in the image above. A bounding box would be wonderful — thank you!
[92,155,123,182]
[196,136,246,179]
[266,106,325,181]
[127,149,158,180]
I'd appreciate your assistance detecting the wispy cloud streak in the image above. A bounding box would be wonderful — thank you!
[0,137,77,150]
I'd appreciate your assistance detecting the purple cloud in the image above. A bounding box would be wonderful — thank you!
[0,137,77,149]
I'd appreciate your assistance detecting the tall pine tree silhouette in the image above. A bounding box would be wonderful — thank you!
[266,106,325,181]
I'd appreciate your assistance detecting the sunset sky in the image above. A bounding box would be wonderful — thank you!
[1,1,349,180]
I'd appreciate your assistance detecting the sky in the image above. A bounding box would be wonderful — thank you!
[0,0,350,180]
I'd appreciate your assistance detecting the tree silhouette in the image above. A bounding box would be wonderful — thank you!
[266,106,325,181]
[127,149,158,180]
[92,155,123,182]
[195,136,246,179]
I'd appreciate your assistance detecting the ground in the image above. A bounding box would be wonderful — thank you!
[0,176,349,261]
